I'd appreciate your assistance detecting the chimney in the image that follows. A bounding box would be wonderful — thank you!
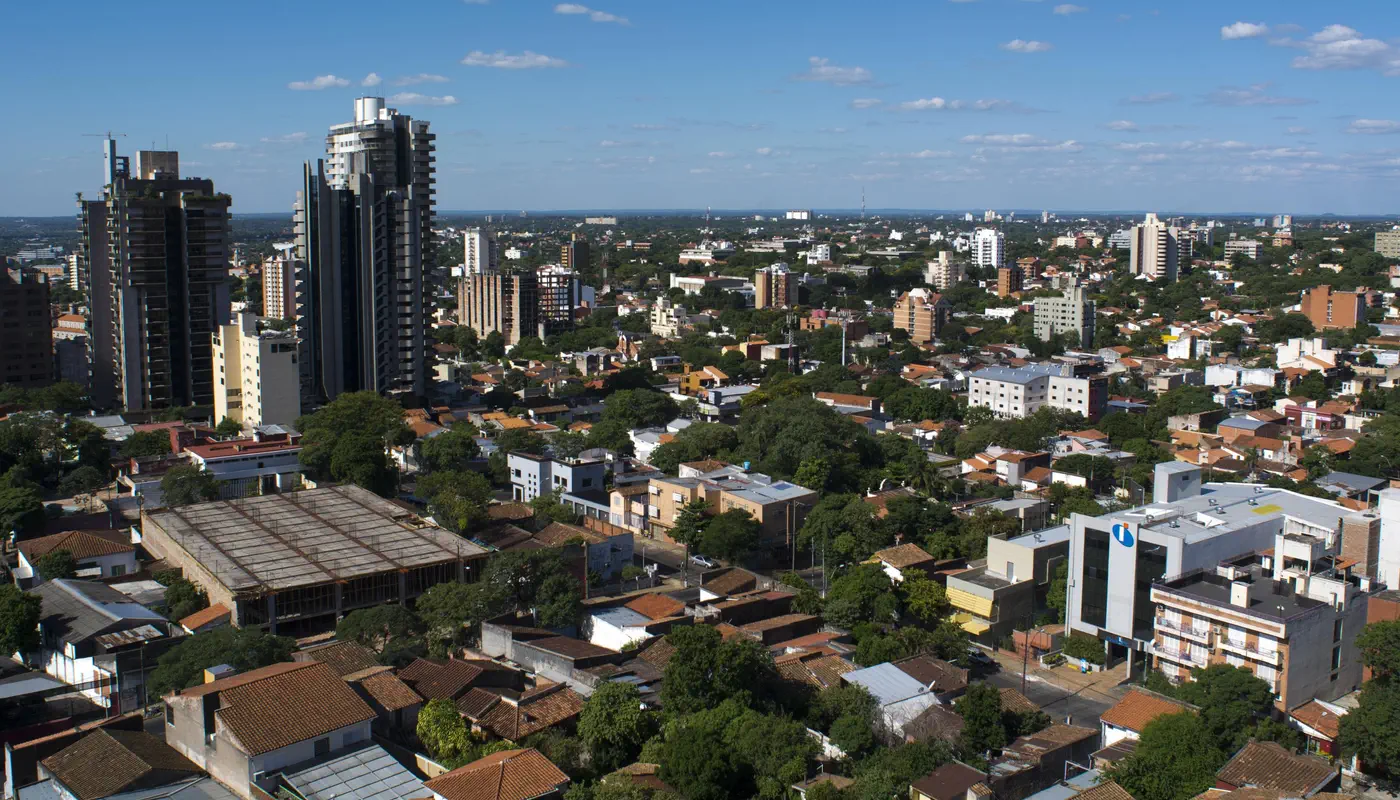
[1230,581,1250,609]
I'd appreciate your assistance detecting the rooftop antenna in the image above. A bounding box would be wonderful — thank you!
[861,187,866,224]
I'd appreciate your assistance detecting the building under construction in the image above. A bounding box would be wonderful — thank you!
[141,484,489,636]
[536,265,580,337]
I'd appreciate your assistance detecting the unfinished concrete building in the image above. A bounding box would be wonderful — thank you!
[141,484,489,636]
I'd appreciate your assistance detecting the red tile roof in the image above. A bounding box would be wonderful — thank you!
[19,529,131,561]
[187,662,375,757]
[1099,688,1192,733]
[424,748,570,800]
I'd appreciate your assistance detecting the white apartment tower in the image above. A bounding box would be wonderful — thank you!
[926,252,965,291]
[972,228,1006,269]
[1128,213,1180,281]
[463,227,499,275]
[213,313,301,428]
[262,244,298,321]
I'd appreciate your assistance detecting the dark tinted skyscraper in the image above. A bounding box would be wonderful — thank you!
[77,142,231,411]
[295,98,436,404]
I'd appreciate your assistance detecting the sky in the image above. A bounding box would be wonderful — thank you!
[4,1,1400,217]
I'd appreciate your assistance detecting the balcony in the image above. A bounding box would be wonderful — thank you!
[1156,616,1212,643]
[1218,638,1281,666]
[1151,642,1207,667]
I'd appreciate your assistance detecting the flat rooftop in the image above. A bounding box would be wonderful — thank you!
[1107,483,1348,544]
[145,485,487,594]
[1156,570,1328,622]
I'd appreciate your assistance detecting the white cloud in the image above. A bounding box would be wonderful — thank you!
[850,98,884,109]
[708,151,734,158]
[1001,39,1053,53]
[599,139,641,148]
[1249,147,1321,158]
[632,123,675,131]
[961,133,1082,151]
[1284,126,1311,135]
[554,3,629,24]
[260,132,309,144]
[288,74,350,90]
[1221,21,1269,40]
[1347,119,1400,135]
[462,50,569,69]
[361,73,382,87]
[1139,153,1168,163]
[1104,120,1138,131]
[1286,25,1400,75]
[1124,91,1178,104]
[393,73,449,86]
[961,133,1041,145]
[1053,4,1087,14]
[756,147,773,156]
[908,149,956,158]
[386,93,459,106]
[896,97,1019,111]
[794,56,874,86]
[1205,84,1312,107]
[205,141,240,150]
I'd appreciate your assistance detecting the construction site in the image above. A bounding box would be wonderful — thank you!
[140,484,489,637]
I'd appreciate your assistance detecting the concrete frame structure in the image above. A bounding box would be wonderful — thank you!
[997,265,1022,298]
[754,263,795,309]
[1225,239,1264,261]
[1376,230,1400,259]
[926,253,964,291]
[1301,285,1365,331]
[463,227,498,275]
[140,485,488,636]
[458,271,538,346]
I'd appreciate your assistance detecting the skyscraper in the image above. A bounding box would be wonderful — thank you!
[295,97,436,405]
[1128,213,1180,281]
[536,265,580,336]
[463,227,498,275]
[77,142,231,411]
[972,228,1005,269]
[561,233,590,274]
[262,244,298,320]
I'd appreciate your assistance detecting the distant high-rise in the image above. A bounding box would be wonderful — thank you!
[0,266,54,389]
[262,244,298,320]
[926,253,964,291]
[458,271,539,346]
[1128,213,1180,281]
[893,288,951,344]
[561,233,590,274]
[996,265,1022,298]
[972,228,1005,269]
[1034,283,1096,349]
[536,265,580,337]
[77,143,231,411]
[463,227,498,275]
[754,263,795,309]
[295,97,436,405]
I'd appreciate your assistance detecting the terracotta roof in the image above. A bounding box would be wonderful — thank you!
[300,640,382,677]
[1074,782,1135,800]
[624,593,687,620]
[192,661,376,756]
[774,650,855,688]
[872,543,935,569]
[1099,688,1192,733]
[999,687,1041,715]
[42,730,202,800]
[19,529,131,561]
[701,568,760,597]
[399,658,487,701]
[475,683,585,740]
[353,671,424,712]
[1023,466,1053,484]
[457,687,504,718]
[178,603,230,631]
[895,655,968,693]
[424,748,569,800]
[911,762,988,800]
[905,703,965,744]
[635,636,676,670]
[1216,741,1336,796]
[741,613,820,634]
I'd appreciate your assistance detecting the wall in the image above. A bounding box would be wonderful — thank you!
[140,514,243,625]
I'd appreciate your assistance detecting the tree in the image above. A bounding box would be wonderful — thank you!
[121,430,172,459]
[1108,712,1224,800]
[336,605,425,663]
[0,585,41,655]
[699,509,761,562]
[57,466,108,497]
[601,389,680,429]
[529,491,582,526]
[421,426,482,473]
[419,470,494,534]
[1356,620,1400,680]
[578,682,656,772]
[550,430,592,461]
[656,722,740,800]
[661,626,778,715]
[160,465,221,507]
[955,682,1006,763]
[418,698,483,768]
[670,499,709,564]
[214,417,243,438]
[1340,679,1400,777]
[824,564,899,630]
[161,578,208,622]
[416,581,506,655]
[900,572,949,625]
[297,391,411,496]
[149,627,296,696]
[1173,664,1279,753]
[496,427,550,457]
[807,684,879,757]
[1046,561,1068,623]
[33,549,77,581]
[0,486,44,534]
[482,550,582,629]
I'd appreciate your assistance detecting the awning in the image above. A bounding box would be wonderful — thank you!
[947,587,994,618]
[961,620,992,635]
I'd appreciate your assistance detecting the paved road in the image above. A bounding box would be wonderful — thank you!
[983,651,1127,729]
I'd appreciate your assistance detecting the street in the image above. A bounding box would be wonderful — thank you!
[983,649,1129,729]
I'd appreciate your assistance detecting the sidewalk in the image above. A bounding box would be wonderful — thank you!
[989,648,1132,701]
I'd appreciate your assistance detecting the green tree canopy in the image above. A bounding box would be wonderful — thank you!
[0,586,41,655]
[699,509,761,562]
[335,605,425,665]
[297,391,411,496]
[121,430,173,459]
[578,681,656,773]
[661,626,779,715]
[955,681,1007,764]
[160,465,221,507]
[1108,712,1224,800]
[149,627,296,696]
[34,549,77,581]
[421,426,482,473]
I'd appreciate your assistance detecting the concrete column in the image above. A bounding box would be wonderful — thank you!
[399,571,408,606]
[334,583,344,620]
[266,594,277,634]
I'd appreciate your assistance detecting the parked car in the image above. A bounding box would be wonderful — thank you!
[689,554,718,569]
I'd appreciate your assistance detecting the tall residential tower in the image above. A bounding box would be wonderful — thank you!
[77,143,231,411]
[1128,213,1180,281]
[295,97,436,405]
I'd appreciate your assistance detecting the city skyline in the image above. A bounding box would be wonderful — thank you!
[5,0,1400,217]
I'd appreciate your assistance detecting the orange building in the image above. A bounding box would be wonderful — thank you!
[1301,285,1364,330]
[893,288,951,344]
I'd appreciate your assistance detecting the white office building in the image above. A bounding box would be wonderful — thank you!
[971,228,1006,269]
[212,313,301,428]
[966,363,1105,420]
[785,209,812,221]
[1033,284,1096,349]
[926,253,965,291]
[463,227,499,275]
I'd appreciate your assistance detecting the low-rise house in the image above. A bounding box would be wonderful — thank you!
[163,661,377,799]
[583,605,690,651]
[842,655,968,739]
[463,682,585,741]
[1097,688,1192,748]
[34,729,229,800]
[15,530,137,589]
[423,748,569,800]
[987,724,1098,800]
[1288,699,1346,760]
[910,762,992,800]
[33,579,178,714]
[868,543,937,583]
[1214,740,1339,797]
[480,618,628,695]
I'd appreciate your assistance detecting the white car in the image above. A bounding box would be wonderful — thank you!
[689,554,718,569]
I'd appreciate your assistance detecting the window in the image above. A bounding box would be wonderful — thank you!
[1331,645,1342,671]
[111,565,126,577]
[1333,619,1343,644]
[164,702,174,726]
[1081,528,1111,628]
[314,738,330,758]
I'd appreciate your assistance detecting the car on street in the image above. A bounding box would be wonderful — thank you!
[689,554,718,569]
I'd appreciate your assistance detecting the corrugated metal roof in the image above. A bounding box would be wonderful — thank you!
[843,663,929,706]
[283,744,425,800]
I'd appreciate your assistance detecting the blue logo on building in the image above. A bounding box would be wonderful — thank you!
[1111,523,1134,548]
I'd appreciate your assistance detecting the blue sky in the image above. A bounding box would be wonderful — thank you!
[5,0,1400,216]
